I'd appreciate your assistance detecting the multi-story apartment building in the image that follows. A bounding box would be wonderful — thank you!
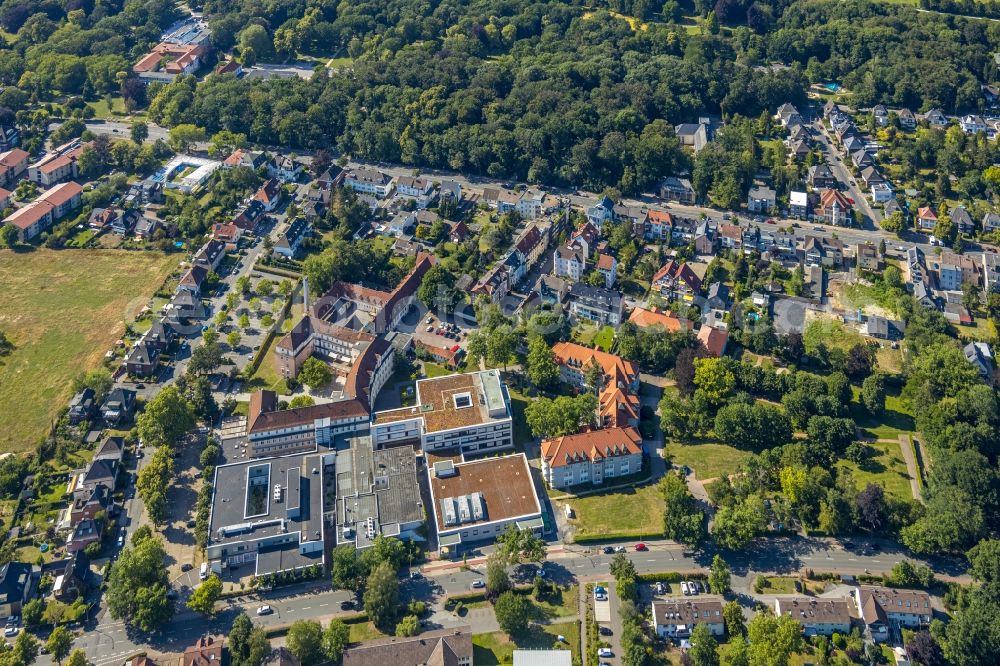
[344,168,393,198]
[540,427,643,489]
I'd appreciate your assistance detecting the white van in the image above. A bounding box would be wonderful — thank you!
[199,562,208,580]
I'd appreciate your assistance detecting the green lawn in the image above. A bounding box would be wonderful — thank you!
[592,326,615,352]
[835,439,914,501]
[532,584,579,620]
[0,249,178,453]
[508,389,533,448]
[850,388,915,441]
[422,362,453,378]
[556,483,665,542]
[347,621,386,644]
[757,576,798,594]
[473,621,580,665]
[326,56,355,69]
[803,318,864,355]
[87,96,127,119]
[665,441,752,481]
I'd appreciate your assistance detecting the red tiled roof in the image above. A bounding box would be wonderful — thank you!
[819,189,852,210]
[697,325,729,357]
[541,427,642,468]
[6,201,53,229]
[628,307,693,333]
[597,254,615,270]
[551,341,638,386]
[918,206,937,221]
[42,181,83,207]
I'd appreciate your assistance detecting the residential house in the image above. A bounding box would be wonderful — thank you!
[67,388,97,425]
[568,283,624,326]
[533,274,570,307]
[804,236,844,267]
[652,599,725,639]
[215,59,243,77]
[697,325,729,357]
[917,206,938,232]
[747,185,776,213]
[871,182,894,204]
[554,242,587,282]
[516,189,545,220]
[788,140,810,161]
[125,339,159,378]
[843,136,866,156]
[273,217,311,259]
[28,140,86,186]
[0,562,35,620]
[789,191,810,219]
[613,204,647,235]
[0,148,29,188]
[950,207,975,235]
[302,188,330,221]
[823,100,839,118]
[66,518,101,553]
[704,282,730,327]
[211,222,242,249]
[345,168,393,198]
[651,260,702,302]
[183,637,225,666]
[0,124,18,152]
[944,302,974,326]
[775,103,803,128]
[6,181,84,242]
[341,627,473,666]
[100,388,136,425]
[270,155,303,182]
[587,196,615,229]
[873,104,889,127]
[223,149,268,170]
[51,551,90,601]
[860,166,884,189]
[628,307,693,333]
[540,427,643,489]
[66,484,111,534]
[741,226,761,254]
[134,214,160,239]
[855,586,932,642]
[851,149,874,169]
[718,225,743,251]
[395,176,433,199]
[596,254,618,288]
[964,341,994,378]
[671,217,699,244]
[694,221,716,255]
[503,249,527,287]
[898,108,917,130]
[515,225,546,271]
[254,178,283,212]
[863,315,905,340]
[807,165,836,191]
[960,114,988,134]
[644,209,674,241]
[231,199,267,232]
[659,177,695,204]
[924,109,949,127]
[551,342,640,395]
[194,238,226,273]
[470,264,509,304]
[446,219,469,243]
[787,124,810,145]
[814,189,853,226]
[133,42,206,81]
[983,252,1000,292]
[675,123,709,152]
[439,180,462,203]
[774,597,853,637]
[931,251,979,291]
[983,212,1000,234]
[855,244,881,271]
[144,319,176,350]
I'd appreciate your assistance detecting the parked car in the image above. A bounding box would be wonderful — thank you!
[634,543,648,551]
[681,581,691,595]
[4,626,19,637]
[598,648,613,658]
[256,605,273,616]
[340,600,354,610]
[181,563,193,572]
[599,626,613,636]
[471,580,486,589]
[614,546,626,553]
[602,546,614,554]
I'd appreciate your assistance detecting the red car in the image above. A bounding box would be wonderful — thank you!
[634,543,648,552]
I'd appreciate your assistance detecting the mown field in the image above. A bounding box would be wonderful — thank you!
[0,249,177,452]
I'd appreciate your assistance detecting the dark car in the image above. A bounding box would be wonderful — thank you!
[602,546,614,554]
[340,600,354,610]
[599,626,613,636]
[186,519,196,528]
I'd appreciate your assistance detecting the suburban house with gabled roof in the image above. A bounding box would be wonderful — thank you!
[0,561,36,621]
[808,164,836,189]
[342,627,473,666]
[68,388,97,425]
[917,206,938,231]
[814,189,853,226]
[100,388,136,425]
[273,217,311,259]
[855,586,932,642]
[628,307,693,334]
[643,209,674,241]
[254,178,283,211]
[775,597,853,637]
[125,339,160,377]
[697,325,728,357]
[567,283,624,326]
[898,108,916,130]
[540,427,643,489]
[652,260,702,302]
[554,242,586,282]
[596,253,618,288]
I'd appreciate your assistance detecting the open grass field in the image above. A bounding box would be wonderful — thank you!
[850,387,915,441]
[87,96,127,119]
[665,441,752,481]
[473,621,580,665]
[803,317,864,355]
[557,483,664,542]
[0,249,177,452]
[835,439,914,501]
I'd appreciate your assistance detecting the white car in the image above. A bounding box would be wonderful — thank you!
[471,580,485,589]
[4,626,18,637]
[598,648,613,658]
[681,581,691,595]
[256,605,272,616]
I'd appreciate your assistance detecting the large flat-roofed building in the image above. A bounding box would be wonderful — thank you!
[207,451,327,576]
[427,453,542,555]
[334,435,424,549]
[371,369,513,454]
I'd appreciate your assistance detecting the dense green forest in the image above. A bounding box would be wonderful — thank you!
[3,0,1000,191]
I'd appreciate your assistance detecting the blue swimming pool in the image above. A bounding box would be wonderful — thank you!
[823,83,841,92]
